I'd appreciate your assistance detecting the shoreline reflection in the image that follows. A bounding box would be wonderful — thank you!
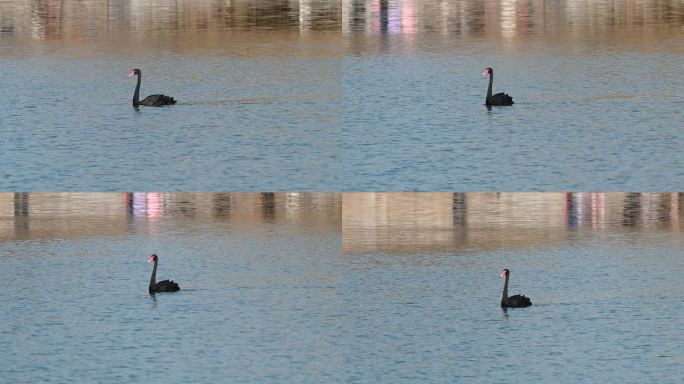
[0,192,340,241]
[343,192,684,253]
[0,0,341,40]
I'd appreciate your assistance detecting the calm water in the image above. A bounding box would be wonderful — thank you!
[0,1,341,191]
[2,1,683,191]
[0,192,343,383]
[342,192,684,383]
[2,192,683,382]
[342,0,684,190]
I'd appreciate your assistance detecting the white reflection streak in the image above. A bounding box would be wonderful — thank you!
[671,193,679,232]
[641,193,662,228]
[591,193,605,229]
[500,0,517,40]
[286,192,301,220]
[30,4,47,40]
[341,0,350,33]
[575,192,587,226]
[440,0,449,35]
[132,192,147,217]
[299,0,311,32]
[372,0,379,33]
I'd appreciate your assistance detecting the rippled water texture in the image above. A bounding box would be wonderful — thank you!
[0,192,342,383]
[2,1,683,190]
[0,1,341,190]
[343,192,684,383]
[2,192,683,383]
[342,0,684,190]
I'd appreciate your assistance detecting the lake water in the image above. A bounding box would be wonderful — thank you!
[2,0,683,191]
[341,0,684,190]
[2,192,683,383]
[0,1,341,191]
[342,192,684,383]
[0,192,343,383]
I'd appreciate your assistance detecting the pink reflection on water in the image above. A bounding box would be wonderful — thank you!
[590,193,605,229]
[400,1,415,34]
[145,193,164,218]
[566,192,606,228]
[130,192,165,219]
[373,0,415,34]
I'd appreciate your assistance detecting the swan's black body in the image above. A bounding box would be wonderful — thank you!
[484,67,514,106]
[148,254,180,294]
[129,68,176,107]
[500,268,531,308]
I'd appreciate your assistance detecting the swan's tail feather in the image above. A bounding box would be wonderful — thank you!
[162,95,176,105]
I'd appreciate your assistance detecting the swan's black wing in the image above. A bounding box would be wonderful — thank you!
[487,92,514,106]
[155,279,180,292]
[139,94,177,107]
[507,294,531,307]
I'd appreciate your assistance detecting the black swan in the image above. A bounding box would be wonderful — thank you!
[483,67,514,106]
[129,68,176,107]
[148,254,180,294]
[500,268,531,307]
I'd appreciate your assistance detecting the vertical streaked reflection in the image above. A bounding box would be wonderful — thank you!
[0,192,340,241]
[341,0,684,43]
[0,0,342,40]
[499,0,517,40]
[343,192,456,253]
[343,192,684,253]
[128,192,165,219]
[0,0,680,47]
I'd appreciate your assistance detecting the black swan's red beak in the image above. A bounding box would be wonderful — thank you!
[128,70,136,77]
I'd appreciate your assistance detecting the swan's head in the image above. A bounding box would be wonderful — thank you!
[500,268,510,277]
[129,68,141,77]
[483,67,493,76]
[148,254,158,263]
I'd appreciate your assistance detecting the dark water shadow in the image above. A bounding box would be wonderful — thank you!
[485,104,517,112]
[148,293,158,309]
[148,288,195,295]
[501,304,540,317]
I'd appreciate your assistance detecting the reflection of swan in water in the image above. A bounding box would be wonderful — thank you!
[148,255,180,294]
[500,268,531,308]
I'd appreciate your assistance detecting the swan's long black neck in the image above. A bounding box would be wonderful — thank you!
[133,73,141,106]
[149,260,157,293]
[501,274,509,304]
[487,72,493,99]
